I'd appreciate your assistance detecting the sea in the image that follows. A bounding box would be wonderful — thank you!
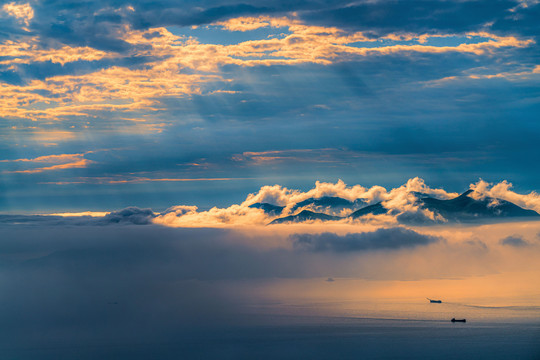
[2,299,539,359]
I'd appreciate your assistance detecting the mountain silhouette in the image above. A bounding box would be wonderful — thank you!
[269,210,342,224]
[419,189,539,221]
[249,203,285,216]
[349,202,387,218]
[262,190,540,225]
[252,196,364,217]
[291,196,364,211]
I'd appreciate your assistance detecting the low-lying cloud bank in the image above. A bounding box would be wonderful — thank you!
[2,209,540,354]
[23,177,540,228]
[151,177,540,227]
[292,228,441,252]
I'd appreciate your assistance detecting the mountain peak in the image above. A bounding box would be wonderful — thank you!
[460,189,474,197]
[269,209,342,225]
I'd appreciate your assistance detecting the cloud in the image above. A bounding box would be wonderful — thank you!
[100,207,156,225]
[243,180,376,208]
[2,212,540,357]
[241,177,455,221]
[1,152,89,163]
[0,225,259,351]
[48,211,110,217]
[231,148,386,166]
[154,204,270,227]
[214,15,281,31]
[0,214,67,225]
[7,158,93,173]
[20,177,526,228]
[422,64,540,85]
[0,8,533,123]
[2,2,33,26]
[3,177,538,227]
[1,151,95,173]
[470,179,540,213]
[500,235,529,247]
[0,209,156,226]
[233,148,338,164]
[299,1,533,36]
[102,176,250,184]
[0,57,214,121]
[292,227,440,252]
[2,214,540,284]
[39,176,251,185]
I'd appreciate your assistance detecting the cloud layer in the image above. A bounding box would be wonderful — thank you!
[149,178,540,227]
[292,227,440,252]
[0,177,536,228]
[1,1,537,124]
[2,190,540,357]
[1,1,539,214]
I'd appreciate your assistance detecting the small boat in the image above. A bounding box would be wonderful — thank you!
[427,298,442,303]
[451,318,466,323]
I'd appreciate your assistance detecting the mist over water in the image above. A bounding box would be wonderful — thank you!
[1,220,539,359]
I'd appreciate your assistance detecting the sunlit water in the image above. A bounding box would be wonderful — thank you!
[252,298,540,324]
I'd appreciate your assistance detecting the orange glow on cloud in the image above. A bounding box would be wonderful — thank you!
[47,211,110,217]
[2,2,34,26]
[8,158,93,173]
[39,176,253,185]
[2,150,97,173]
[2,152,89,163]
[0,15,534,124]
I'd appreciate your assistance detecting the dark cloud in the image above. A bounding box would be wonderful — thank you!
[465,239,489,251]
[292,227,440,252]
[300,0,535,36]
[0,214,66,225]
[0,207,156,226]
[500,235,529,247]
[26,1,273,51]
[100,207,156,224]
[27,0,539,38]
[396,210,441,225]
[38,22,132,53]
[19,0,539,53]
[492,2,540,37]
[0,225,250,355]
[4,55,159,84]
[129,3,274,29]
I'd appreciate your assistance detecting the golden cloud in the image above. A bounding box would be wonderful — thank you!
[2,150,96,173]
[8,158,93,173]
[2,2,33,26]
[0,15,534,124]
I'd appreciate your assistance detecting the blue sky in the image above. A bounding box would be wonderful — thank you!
[1,0,539,212]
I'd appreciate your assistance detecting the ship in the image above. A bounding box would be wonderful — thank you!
[427,298,442,303]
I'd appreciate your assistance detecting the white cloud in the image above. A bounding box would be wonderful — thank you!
[470,179,540,213]
[2,2,33,26]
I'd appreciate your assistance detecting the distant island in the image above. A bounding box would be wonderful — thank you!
[250,191,540,225]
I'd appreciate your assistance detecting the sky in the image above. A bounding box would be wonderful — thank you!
[0,0,539,213]
[2,2,540,358]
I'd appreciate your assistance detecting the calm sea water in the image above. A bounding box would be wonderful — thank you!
[3,299,539,359]
[255,298,540,324]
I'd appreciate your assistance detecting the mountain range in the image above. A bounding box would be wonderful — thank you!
[251,190,540,225]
